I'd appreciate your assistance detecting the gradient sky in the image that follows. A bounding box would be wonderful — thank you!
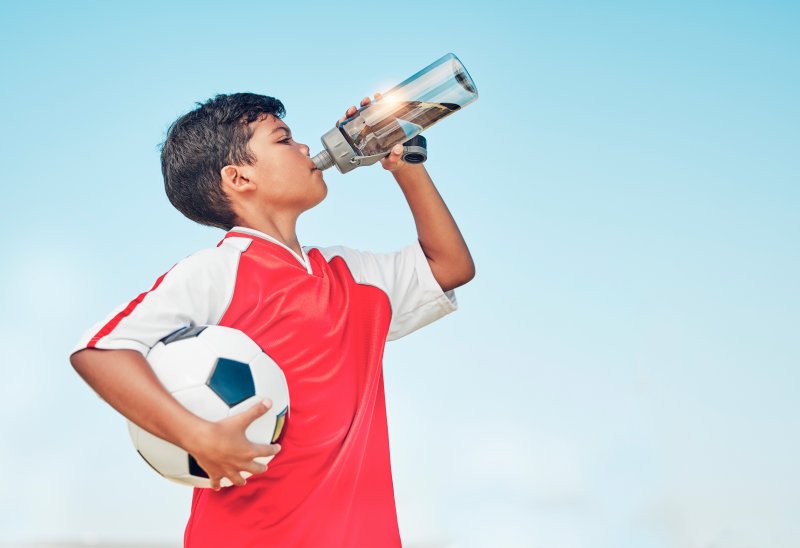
[1,1,798,547]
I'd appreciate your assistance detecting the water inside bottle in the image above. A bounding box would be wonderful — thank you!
[341,100,460,157]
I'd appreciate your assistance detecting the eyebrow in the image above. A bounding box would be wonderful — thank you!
[270,126,291,137]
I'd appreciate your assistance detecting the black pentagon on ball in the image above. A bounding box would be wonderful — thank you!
[188,453,209,478]
[207,357,255,407]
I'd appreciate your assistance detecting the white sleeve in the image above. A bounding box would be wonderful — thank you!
[70,238,247,358]
[310,240,458,341]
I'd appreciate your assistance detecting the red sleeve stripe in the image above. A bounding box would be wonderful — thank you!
[86,268,172,349]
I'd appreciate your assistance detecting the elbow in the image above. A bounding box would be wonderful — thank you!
[70,348,96,374]
[465,261,476,282]
[459,260,476,286]
[430,256,476,292]
[444,264,476,292]
[70,349,86,372]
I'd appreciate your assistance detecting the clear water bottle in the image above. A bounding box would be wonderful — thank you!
[311,52,479,174]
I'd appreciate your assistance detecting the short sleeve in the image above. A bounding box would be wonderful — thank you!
[309,240,458,341]
[70,240,246,359]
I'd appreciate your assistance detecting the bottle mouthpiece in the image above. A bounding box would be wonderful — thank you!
[311,149,334,171]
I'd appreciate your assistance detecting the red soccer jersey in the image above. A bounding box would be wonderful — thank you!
[72,226,458,547]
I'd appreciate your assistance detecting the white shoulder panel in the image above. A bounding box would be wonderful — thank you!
[222,236,252,253]
[71,240,245,358]
[307,240,458,341]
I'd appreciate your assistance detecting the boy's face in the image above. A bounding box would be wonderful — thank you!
[224,113,327,217]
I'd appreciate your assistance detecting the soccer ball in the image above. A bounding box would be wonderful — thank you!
[128,324,290,488]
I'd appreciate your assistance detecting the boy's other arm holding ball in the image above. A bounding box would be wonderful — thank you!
[70,348,281,491]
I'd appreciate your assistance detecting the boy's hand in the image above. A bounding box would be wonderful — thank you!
[185,399,282,491]
[337,92,409,174]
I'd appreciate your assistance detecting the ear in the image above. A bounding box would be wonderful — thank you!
[220,165,256,196]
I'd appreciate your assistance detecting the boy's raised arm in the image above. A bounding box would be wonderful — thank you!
[391,163,476,292]
[341,96,475,294]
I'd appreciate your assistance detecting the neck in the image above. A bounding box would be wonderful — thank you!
[235,217,301,257]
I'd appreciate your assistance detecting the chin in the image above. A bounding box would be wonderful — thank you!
[317,184,328,204]
[307,182,327,209]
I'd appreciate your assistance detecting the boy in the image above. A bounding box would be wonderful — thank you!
[69,92,475,547]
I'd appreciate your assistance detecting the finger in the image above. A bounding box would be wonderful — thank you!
[232,399,271,429]
[245,460,268,476]
[251,398,271,416]
[338,108,354,127]
[265,443,282,456]
[249,441,281,460]
[374,91,382,99]
[339,103,363,127]
[228,471,247,487]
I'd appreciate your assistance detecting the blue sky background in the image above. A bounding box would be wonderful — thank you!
[1,1,798,547]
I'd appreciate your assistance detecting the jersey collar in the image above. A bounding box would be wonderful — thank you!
[224,226,312,275]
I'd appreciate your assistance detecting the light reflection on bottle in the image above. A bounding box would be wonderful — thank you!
[341,100,460,157]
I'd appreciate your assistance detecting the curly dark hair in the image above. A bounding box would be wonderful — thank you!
[159,93,286,230]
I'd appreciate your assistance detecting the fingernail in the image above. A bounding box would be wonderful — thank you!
[275,444,282,452]
[262,398,273,408]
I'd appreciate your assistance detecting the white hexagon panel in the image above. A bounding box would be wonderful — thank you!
[146,325,218,391]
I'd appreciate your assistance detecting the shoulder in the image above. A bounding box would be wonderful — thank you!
[303,241,422,263]
[303,242,388,271]
[161,236,251,286]
[304,241,424,263]
[302,241,424,288]
[303,243,363,262]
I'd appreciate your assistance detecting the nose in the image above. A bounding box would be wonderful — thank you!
[299,142,310,156]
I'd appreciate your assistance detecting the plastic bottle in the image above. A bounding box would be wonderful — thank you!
[311,53,479,174]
